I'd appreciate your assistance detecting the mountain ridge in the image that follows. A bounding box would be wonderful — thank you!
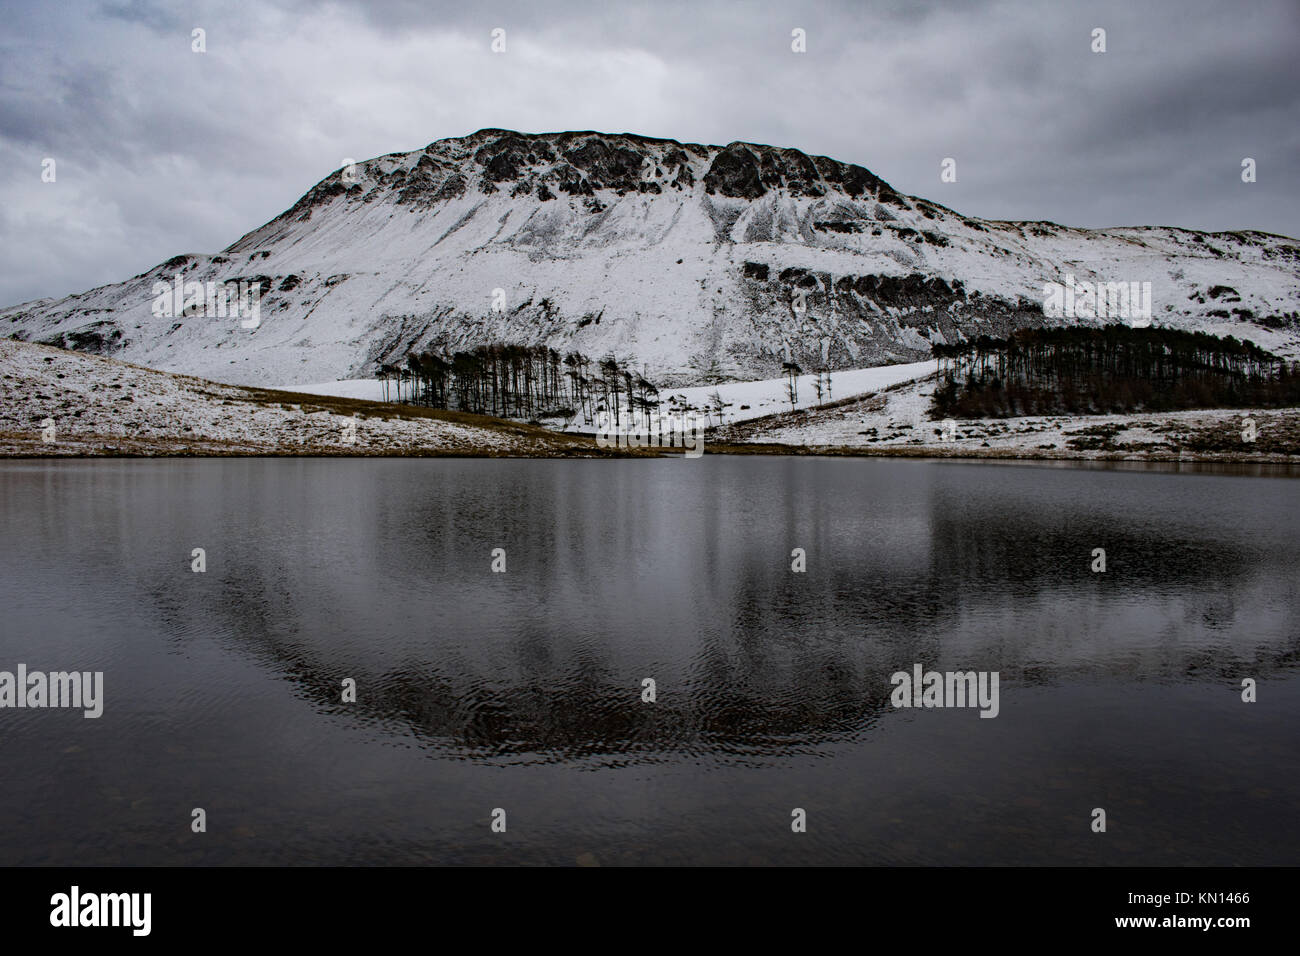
[5,128,1298,387]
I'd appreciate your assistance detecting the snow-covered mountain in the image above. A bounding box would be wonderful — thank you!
[5,128,1299,387]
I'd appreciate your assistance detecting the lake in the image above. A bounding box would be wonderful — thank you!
[0,457,1296,865]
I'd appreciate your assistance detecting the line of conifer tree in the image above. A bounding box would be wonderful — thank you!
[377,344,662,425]
[930,325,1300,417]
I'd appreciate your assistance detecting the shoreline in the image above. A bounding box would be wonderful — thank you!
[4,437,1299,473]
[4,338,1297,469]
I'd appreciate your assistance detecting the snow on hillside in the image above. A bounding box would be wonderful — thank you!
[4,338,1294,462]
[712,371,1300,462]
[0,339,598,456]
[281,378,391,402]
[281,359,938,428]
[4,129,1298,392]
[657,359,936,425]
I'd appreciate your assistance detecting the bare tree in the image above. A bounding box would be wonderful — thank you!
[781,361,802,408]
[709,389,729,425]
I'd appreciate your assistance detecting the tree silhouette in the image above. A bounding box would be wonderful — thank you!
[930,325,1299,418]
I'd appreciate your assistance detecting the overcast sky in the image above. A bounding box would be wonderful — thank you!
[2,0,1296,306]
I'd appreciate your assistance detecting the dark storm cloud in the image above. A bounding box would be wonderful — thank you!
[0,0,1296,306]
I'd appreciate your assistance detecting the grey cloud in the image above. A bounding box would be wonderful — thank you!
[0,0,1296,306]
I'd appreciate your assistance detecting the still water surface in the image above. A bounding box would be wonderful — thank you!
[0,458,1296,865]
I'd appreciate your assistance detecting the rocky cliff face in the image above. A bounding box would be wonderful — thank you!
[5,128,1299,387]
